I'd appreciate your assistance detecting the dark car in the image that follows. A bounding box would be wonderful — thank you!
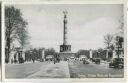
[85,60,89,64]
[95,58,101,64]
[109,58,124,69]
[91,58,95,62]
[83,60,89,64]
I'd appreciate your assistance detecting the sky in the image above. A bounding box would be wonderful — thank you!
[13,4,123,52]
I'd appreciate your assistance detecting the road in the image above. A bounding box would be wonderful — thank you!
[6,62,43,78]
[6,61,70,78]
[6,60,124,78]
[68,60,124,78]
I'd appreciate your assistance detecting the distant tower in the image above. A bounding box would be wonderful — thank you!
[60,11,71,52]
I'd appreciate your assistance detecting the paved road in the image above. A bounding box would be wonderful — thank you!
[27,61,70,78]
[68,60,124,78]
[6,62,44,78]
[5,60,124,78]
[6,61,70,78]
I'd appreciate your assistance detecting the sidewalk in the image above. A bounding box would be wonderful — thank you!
[27,61,70,78]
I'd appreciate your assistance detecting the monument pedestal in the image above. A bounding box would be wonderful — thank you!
[59,45,73,60]
[60,45,71,52]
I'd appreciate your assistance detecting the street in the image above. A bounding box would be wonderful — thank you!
[6,62,43,78]
[68,60,124,78]
[6,61,70,78]
[6,60,124,78]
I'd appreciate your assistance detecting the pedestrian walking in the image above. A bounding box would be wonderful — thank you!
[11,59,13,64]
[32,58,35,63]
[83,59,85,64]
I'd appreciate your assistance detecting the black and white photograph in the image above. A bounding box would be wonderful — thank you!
[4,4,125,79]
[0,2,1,81]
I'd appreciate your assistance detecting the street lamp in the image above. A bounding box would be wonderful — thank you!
[116,36,124,59]
[97,51,99,58]
[116,36,120,59]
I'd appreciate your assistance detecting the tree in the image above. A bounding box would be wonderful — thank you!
[76,49,90,58]
[5,6,28,63]
[104,34,113,49]
[115,36,124,58]
[97,48,104,58]
[45,48,56,57]
[16,26,29,49]
[97,48,106,60]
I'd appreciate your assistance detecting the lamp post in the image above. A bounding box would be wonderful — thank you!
[97,50,100,58]
[116,36,120,59]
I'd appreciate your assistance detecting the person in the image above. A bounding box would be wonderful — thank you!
[83,59,85,64]
[18,57,20,64]
[11,59,13,64]
[32,58,35,63]
[57,57,59,63]
[14,53,17,64]
[54,59,55,64]
[31,52,35,63]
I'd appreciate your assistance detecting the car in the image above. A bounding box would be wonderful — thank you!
[91,58,95,62]
[94,58,101,64]
[91,58,101,64]
[109,58,124,69]
[85,60,89,64]
[83,60,89,64]
[70,57,75,59]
